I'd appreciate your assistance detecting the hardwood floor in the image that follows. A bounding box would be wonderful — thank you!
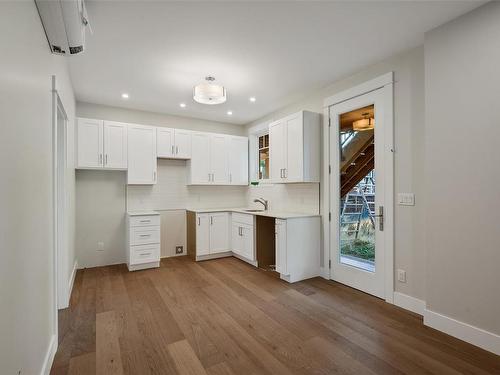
[51,256,500,375]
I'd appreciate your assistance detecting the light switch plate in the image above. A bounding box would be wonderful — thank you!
[397,193,415,206]
[397,269,407,283]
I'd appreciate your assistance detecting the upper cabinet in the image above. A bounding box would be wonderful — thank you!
[269,111,320,183]
[77,118,127,170]
[187,133,249,185]
[227,136,249,185]
[157,128,192,159]
[127,124,157,185]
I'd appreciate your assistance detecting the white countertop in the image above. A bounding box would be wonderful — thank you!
[127,210,160,216]
[186,207,320,219]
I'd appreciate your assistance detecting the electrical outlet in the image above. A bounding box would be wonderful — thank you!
[175,246,183,254]
[397,193,415,206]
[397,269,407,283]
[97,241,104,251]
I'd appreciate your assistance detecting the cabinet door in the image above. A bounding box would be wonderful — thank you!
[241,224,254,260]
[127,124,157,185]
[209,212,229,254]
[210,135,228,184]
[275,219,287,275]
[174,129,192,159]
[103,121,127,169]
[269,119,286,182]
[190,132,210,184]
[285,114,303,182]
[196,214,210,256]
[228,136,248,185]
[77,118,103,168]
[231,223,243,256]
[157,127,175,158]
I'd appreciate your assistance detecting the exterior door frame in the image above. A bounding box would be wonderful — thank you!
[322,72,394,303]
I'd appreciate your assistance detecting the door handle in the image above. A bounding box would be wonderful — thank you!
[374,206,384,231]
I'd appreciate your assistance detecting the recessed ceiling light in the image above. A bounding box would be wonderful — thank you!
[227,110,233,116]
[179,103,186,108]
[121,93,129,99]
[249,97,256,102]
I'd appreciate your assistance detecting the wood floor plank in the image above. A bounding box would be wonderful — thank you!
[96,310,124,375]
[68,352,96,375]
[51,257,500,375]
[168,339,208,375]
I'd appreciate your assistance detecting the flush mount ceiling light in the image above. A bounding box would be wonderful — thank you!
[227,110,233,116]
[193,76,226,105]
[249,97,256,102]
[179,103,186,108]
[121,93,129,99]
[353,113,375,131]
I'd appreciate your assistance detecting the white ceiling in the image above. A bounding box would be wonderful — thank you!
[69,1,483,125]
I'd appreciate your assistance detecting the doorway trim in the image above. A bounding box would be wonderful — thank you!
[322,72,394,303]
[51,75,69,344]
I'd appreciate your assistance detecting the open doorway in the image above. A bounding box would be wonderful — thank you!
[52,76,69,321]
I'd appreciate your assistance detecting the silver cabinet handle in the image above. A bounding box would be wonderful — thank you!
[140,252,151,256]
[208,173,211,182]
[171,145,174,155]
[210,216,213,225]
[105,154,108,165]
[229,173,232,183]
[176,146,179,154]
[140,220,151,223]
[99,154,103,166]
[198,217,200,226]
[280,168,283,178]
[153,171,156,181]
[139,234,151,237]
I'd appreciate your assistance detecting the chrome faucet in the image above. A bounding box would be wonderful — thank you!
[253,198,268,211]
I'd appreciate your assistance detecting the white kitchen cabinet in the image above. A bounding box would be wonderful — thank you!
[275,219,287,275]
[232,222,254,261]
[189,132,211,184]
[188,132,245,185]
[77,118,103,168]
[196,213,210,256]
[77,118,127,170]
[209,212,230,253]
[174,129,192,159]
[227,136,249,185]
[193,212,230,259]
[127,124,157,185]
[156,127,174,158]
[103,121,128,169]
[210,134,228,184]
[127,212,160,271]
[157,127,192,159]
[274,216,320,283]
[269,111,320,183]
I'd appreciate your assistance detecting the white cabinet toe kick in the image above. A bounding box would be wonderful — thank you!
[187,210,320,282]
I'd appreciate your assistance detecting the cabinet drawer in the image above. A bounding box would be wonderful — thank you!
[129,215,160,227]
[232,212,254,226]
[130,243,160,265]
[130,226,160,245]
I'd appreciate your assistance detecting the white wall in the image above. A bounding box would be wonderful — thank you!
[0,2,76,374]
[75,103,247,266]
[424,2,500,335]
[245,46,426,300]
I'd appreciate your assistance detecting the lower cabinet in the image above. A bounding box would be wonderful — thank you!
[194,212,230,259]
[127,212,161,271]
[231,213,255,262]
[274,216,320,283]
